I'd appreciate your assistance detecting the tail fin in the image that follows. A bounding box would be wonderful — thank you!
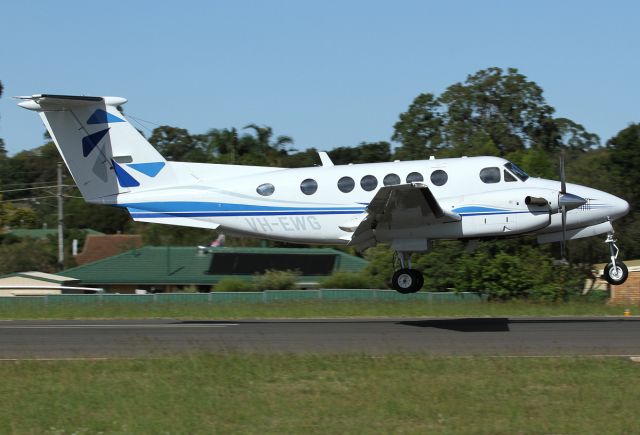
[17,94,173,203]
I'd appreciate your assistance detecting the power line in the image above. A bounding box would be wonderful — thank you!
[0,195,57,203]
[0,185,73,194]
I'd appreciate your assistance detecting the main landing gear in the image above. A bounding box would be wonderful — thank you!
[602,231,628,285]
[391,252,424,294]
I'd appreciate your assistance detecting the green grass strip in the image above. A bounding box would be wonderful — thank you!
[0,354,639,434]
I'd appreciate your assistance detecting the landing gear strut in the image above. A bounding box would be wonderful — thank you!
[602,231,628,285]
[391,252,424,294]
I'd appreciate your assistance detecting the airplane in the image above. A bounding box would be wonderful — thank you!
[16,94,631,293]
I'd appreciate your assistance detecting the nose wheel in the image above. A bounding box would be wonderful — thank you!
[390,251,424,294]
[603,232,629,285]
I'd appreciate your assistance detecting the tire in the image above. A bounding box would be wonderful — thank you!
[603,261,629,285]
[391,268,423,294]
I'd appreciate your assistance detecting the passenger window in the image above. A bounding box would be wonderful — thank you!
[480,167,500,183]
[360,175,378,191]
[383,173,401,186]
[504,170,517,182]
[256,183,275,196]
[406,172,424,183]
[300,178,318,195]
[430,170,448,186]
[337,176,355,193]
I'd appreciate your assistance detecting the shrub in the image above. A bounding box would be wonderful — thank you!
[320,271,374,289]
[214,278,255,292]
[254,269,299,291]
[178,285,198,293]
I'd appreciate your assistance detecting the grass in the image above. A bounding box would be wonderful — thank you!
[0,299,631,320]
[1,354,639,434]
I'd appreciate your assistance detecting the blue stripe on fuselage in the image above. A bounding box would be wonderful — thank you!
[121,201,366,214]
[129,210,363,218]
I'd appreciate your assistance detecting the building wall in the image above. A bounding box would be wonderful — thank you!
[609,271,640,305]
[0,288,62,297]
[0,276,63,287]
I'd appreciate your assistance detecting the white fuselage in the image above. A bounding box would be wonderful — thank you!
[112,156,629,248]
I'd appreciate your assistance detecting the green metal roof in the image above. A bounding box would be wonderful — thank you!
[59,246,368,285]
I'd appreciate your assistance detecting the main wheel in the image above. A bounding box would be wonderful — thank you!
[603,261,629,285]
[391,268,423,294]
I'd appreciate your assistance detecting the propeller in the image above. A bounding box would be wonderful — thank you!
[557,153,587,260]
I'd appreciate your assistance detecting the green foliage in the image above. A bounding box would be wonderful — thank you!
[0,239,57,274]
[176,285,199,293]
[214,277,255,292]
[320,271,373,289]
[136,222,215,246]
[148,126,208,162]
[64,195,131,234]
[392,67,599,159]
[362,244,395,288]
[363,240,585,301]
[392,93,445,159]
[253,269,299,291]
[2,204,38,228]
[328,141,391,164]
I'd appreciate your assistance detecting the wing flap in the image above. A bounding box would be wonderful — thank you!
[346,183,459,248]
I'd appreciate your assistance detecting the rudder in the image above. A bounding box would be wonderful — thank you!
[17,94,172,202]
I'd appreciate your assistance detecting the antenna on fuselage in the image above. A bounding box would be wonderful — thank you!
[318,152,334,167]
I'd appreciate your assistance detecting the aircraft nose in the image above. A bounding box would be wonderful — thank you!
[614,197,629,218]
[610,195,630,220]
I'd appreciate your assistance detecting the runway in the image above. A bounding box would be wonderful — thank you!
[1,317,640,358]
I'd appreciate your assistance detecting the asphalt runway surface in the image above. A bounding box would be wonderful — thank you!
[1,317,639,358]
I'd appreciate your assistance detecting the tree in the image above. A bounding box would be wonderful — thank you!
[392,93,444,159]
[148,126,208,162]
[243,124,294,166]
[329,141,391,165]
[392,67,599,158]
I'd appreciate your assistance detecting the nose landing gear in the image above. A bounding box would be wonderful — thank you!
[603,232,629,285]
[391,252,424,294]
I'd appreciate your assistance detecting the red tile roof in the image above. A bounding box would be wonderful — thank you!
[75,234,143,265]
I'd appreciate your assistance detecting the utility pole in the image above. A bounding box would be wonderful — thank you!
[57,162,64,270]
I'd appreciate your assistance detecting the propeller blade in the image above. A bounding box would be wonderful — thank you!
[561,204,567,260]
[559,153,566,194]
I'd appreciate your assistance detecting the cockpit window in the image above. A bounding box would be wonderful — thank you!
[504,162,529,181]
[480,167,500,184]
[504,170,517,182]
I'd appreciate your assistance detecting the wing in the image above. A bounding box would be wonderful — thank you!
[343,183,460,249]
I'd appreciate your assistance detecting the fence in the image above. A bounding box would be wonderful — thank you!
[0,290,486,306]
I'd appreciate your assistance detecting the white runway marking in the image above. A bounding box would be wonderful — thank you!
[0,323,238,329]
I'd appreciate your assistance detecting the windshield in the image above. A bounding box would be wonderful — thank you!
[504,162,529,182]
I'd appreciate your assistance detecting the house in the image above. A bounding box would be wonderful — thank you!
[595,260,640,305]
[0,271,100,296]
[74,234,143,265]
[59,246,369,293]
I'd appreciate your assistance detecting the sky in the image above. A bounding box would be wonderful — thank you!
[1,0,638,155]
